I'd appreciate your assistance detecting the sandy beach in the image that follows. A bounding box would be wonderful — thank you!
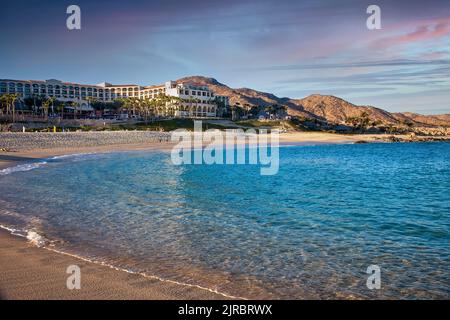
[0,130,447,300]
[0,130,402,170]
[0,229,230,300]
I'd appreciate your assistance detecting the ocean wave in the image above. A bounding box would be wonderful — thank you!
[48,152,96,160]
[0,161,48,176]
[0,152,100,176]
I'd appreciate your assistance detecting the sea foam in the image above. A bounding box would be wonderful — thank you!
[0,162,48,176]
[26,230,48,247]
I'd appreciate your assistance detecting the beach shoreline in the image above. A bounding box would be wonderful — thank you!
[0,130,448,300]
[0,228,233,300]
[2,130,441,170]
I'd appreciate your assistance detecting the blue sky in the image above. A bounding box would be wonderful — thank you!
[1,0,449,114]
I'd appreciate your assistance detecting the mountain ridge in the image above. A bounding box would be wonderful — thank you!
[176,76,450,128]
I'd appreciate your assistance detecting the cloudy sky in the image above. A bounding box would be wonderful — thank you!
[1,0,449,114]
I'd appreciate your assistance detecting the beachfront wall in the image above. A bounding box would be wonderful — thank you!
[0,79,224,118]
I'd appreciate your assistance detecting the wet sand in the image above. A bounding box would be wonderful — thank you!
[0,229,231,300]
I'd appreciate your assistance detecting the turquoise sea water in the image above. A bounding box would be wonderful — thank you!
[0,142,449,299]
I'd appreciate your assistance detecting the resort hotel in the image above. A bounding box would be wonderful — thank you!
[0,79,230,118]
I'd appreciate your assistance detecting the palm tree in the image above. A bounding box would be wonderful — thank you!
[0,94,20,122]
[358,111,370,133]
[30,94,39,116]
[186,97,195,118]
[10,93,20,122]
[47,96,56,115]
[122,98,133,119]
[0,95,8,116]
[69,101,79,119]
[115,98,128,118]
[86,97,96,112]
[230,104,242,121]
[153,94,166,117]
[168,96,181,117]
[140,98,151,123]
[56,101,65,120]
[42,99,51,121]
[112,98,125,117]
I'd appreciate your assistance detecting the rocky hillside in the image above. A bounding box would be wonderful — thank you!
[176,76,450,128]
[392,112,450,127]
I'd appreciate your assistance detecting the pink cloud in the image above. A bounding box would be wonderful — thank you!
[375,19,450,49]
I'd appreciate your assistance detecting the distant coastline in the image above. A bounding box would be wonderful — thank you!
[1,130,449,171]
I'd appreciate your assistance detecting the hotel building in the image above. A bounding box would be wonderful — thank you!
[0,79,229,118]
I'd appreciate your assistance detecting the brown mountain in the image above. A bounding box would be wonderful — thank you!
[176,76,450,127]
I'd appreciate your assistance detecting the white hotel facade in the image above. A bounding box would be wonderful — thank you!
[0,79,229,118]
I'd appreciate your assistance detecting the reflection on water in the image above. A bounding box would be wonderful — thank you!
[0,143,449,299]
